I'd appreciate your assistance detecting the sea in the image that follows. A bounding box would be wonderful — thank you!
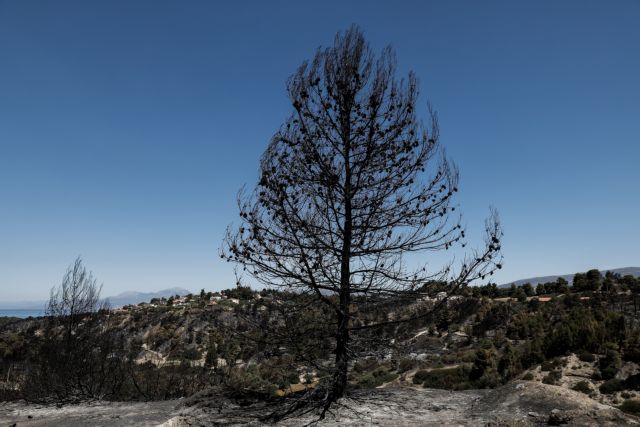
[0,309,45,318]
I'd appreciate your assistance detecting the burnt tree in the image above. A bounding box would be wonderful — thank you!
[223,26,502,414]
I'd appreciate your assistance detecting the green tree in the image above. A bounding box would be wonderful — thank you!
[573,272,587,292]
[556,277,569,293]
[586,269,602,292]
[599,343,621,380]
[522,283,534,297]
[498,342,520,381]
[470,342,497,383]
[514,287,527,302]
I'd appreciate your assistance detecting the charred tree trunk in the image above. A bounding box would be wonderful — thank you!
[328,299,350,408]
[327,84,355,407]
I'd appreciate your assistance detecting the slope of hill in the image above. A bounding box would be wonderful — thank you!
[105,287,192,307]
[0,287,192,310]
[501,267,640,288]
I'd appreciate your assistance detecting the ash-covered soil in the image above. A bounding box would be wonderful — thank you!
[0,400,180,426]
[170,382,640,426]
[2,382,639,426]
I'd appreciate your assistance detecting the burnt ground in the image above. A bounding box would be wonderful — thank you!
[2,382,640,426]
[169,382,640,426]
[0,400,179,426]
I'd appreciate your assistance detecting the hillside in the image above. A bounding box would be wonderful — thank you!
[0,287,192,310]
[105,287,192,307]
[501,267,640,288]
[4,274,640,424]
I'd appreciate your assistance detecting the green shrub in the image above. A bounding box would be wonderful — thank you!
[413,365,473,390]
[542,370,562,385]
[577,351,596,363]
[619,399,640,414]
[600,379,626,395]
[540,358,563,372]
[475,371,501,389]
[398,358,416,373]
[442,353,462,365]
[601,366,619,380]
[522,372,534,381]
[355,367,397,388]
[541,360,554,372]
[461,350,477,363]
[572,381,593,394]
[599,345,621,380]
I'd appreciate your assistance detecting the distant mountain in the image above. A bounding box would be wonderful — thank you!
[105,287,192,307]
[0,287,193,310]
[500,267,640,288]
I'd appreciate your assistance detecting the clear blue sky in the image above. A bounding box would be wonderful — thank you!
[1,0,638,301]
